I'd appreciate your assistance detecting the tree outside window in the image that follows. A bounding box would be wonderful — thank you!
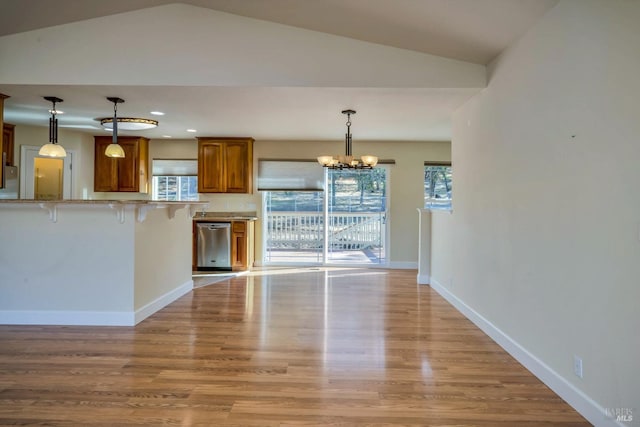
[424,163,452,210]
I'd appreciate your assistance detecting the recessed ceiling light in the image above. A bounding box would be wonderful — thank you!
[186,129,197,133]
[150,111,165,116]
[162,135,172,138]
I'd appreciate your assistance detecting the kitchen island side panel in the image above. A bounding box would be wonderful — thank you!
[134,206,193,315]
[0,206,134,322]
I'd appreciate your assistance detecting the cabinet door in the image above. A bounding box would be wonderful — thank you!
[94,137,118,192]
[117,139,140,192]
[3,123,15,166]
[231,221,247,270]
[198,141,225,193]
[0,93,7,186]
[225,141,251,193]
[137,137,149,193]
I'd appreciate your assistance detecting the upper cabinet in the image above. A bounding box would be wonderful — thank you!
[197,137,254,193]
[94,136,149,193]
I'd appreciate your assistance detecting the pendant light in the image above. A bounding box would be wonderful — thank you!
[104,97,126,158]
[38,97,67,158]
[317,109,378,169]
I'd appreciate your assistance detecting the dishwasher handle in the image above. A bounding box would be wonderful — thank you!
[198,222,231,230]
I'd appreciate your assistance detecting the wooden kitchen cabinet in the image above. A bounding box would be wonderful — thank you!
[197,137,253,193]
[231,220,254,271]
[3,123,15,166]
[94,136,149,192]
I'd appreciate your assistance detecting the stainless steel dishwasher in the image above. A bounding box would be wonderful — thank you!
[196,222,232,270]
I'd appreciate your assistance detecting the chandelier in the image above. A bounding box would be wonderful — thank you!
[317,109,378,169]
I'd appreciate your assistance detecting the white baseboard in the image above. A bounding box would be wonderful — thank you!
[0,280,194,327]
[134,280,193,325]
[429,277,623,427]
[254,261,417,269]
[0,310,134,326]
[416,273,430,285]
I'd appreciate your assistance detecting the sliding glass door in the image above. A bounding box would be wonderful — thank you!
[263,167,388,265]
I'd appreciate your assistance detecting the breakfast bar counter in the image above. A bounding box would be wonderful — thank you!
[0,200,209,326]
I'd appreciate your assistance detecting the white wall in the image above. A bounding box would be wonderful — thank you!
[430,211,453,287]
[435,0,639,423]
[134,206,193,311]
[0,4,484,89]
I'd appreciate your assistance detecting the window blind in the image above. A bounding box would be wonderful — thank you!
[257,159,324,191]
[152,159,197,176]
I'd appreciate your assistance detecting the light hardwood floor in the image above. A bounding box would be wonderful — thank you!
[0,268,590,426]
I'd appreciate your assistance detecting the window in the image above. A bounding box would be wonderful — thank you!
[424,162,452,210]
[153,176,198,201]
[152,159,199,201]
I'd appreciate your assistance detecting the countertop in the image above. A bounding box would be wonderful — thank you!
[0,199,210,206]
[0,199,210,223]
[193,211,258,221]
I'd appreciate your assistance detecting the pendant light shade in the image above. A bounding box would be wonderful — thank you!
[39,96,67,158]
[105,97,126,158]
[317,109,378,169]
[105,142,125,158]
[39,143,67,158]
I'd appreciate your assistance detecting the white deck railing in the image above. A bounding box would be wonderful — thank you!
[267,211,384,250]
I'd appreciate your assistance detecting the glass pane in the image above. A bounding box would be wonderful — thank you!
[153,175,199,201]
[424,165,452,210]
[327,168,386,264]
[264,191,324,263]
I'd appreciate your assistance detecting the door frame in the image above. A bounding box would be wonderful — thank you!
[261,165,391,267]
[19,145,76,199]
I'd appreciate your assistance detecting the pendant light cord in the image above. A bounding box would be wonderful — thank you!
[112,101,118,144]
[49,100,58,144]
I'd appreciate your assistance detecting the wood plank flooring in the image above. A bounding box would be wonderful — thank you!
[0,268,590,426]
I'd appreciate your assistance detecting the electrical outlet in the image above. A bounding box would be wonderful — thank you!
[573,355,583,378]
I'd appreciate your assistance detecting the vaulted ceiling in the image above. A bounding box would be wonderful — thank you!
[0,0,558,141]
